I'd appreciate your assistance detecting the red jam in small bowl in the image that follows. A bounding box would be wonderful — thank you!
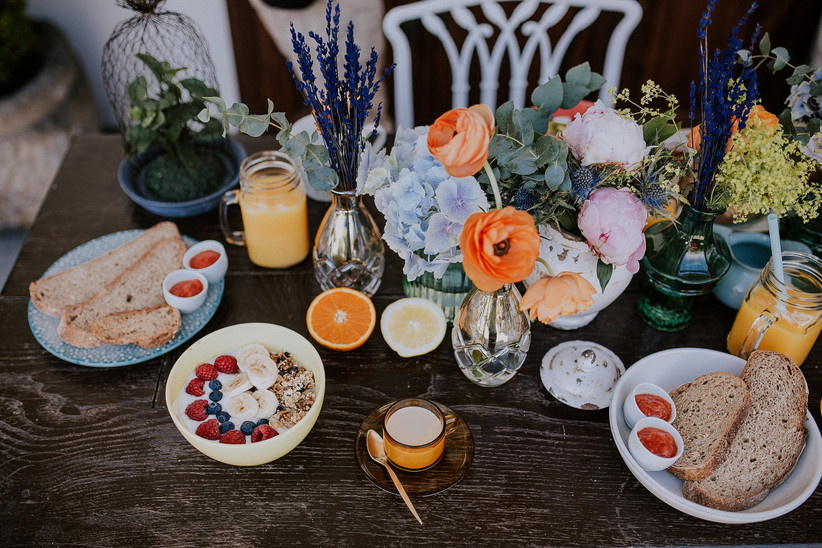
[170,279,204,298]
[635,393,673,422]
[190,249,221,270]
[637,426,678,459]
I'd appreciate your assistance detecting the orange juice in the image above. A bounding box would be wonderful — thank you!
[240,170,309,268]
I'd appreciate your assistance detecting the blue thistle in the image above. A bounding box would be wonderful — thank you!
[513,189,538,212]
[569,166,598,201]
[642,180,669,210]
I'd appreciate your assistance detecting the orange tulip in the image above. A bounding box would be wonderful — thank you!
[460,206,540,292]
[428,104,494,177]
[688,105,779,151]
[519,272,596,324]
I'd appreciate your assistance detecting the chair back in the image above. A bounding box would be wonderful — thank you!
[382,0,642,128]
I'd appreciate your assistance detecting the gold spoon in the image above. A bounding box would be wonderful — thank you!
[366,429,423,525]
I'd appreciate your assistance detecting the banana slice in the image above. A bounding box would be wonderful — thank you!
[223,372,253,397]
[245,354,278,390]
[223,392,259,422]
[236,343,270,372]
[252,389,279,419]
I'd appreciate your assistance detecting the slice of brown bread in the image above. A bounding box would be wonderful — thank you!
[667,372,751,481]
[682,351,808,511]
[30,222,180,316]
[58,238,187,348]
[91,305,181,349]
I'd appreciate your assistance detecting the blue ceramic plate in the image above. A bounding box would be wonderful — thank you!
[28,229,224,367]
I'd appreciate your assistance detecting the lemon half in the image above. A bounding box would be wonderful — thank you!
[380,298,447,357]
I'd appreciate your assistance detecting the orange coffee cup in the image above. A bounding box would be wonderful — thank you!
[382,398,458,472]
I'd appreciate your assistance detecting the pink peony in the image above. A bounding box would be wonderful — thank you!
[578,187,648,273]
[561,100,649,168]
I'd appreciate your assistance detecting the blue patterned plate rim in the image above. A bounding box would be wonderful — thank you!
[27,229,224,367]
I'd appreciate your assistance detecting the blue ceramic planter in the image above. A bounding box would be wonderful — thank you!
[118,138,246,218]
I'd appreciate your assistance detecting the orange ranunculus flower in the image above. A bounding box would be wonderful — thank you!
[688,105,779,151]
[460,206,540,292]
[427,104,494,177]
[519,272,596,324]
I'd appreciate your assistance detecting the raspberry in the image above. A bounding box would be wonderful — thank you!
[214,355,239,374]
[185,399,209,421]
[195,419,220,440]
[251,424,278,443]
[185,378,205,396]
[195,363,219,380]
[220,430,246,444]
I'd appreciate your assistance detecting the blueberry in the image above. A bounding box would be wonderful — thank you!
[240,421,256,435]
[209,379,222,391]
[276,404,286,412]
[209,390,223,402]
[257,418,270,426]
[206,402,222,415]
[219,421,234,434]
[216,411,230,423]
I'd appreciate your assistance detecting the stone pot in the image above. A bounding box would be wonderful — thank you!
[0,21,97,228]
[523,223,633,330]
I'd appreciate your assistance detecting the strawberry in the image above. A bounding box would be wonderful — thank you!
[220,430,246,444]
[185,399,209,421]
[251,424,278,443]
[195,419,220,440]
[214,355,239,374]
[195,363,219,381]
[185,378,205,397]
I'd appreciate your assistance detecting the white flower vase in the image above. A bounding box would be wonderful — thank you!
[523,224,633,330]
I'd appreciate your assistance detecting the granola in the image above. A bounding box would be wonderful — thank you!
[268,351,317,429]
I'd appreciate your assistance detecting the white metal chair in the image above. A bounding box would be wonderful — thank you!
[382,0,642,128]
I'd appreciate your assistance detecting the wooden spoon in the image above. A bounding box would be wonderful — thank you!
[366,429,423,525]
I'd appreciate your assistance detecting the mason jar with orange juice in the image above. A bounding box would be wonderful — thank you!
[727,251,822,366]
[219,151,309,268]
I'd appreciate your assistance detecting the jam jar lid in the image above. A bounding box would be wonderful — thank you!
[540,340,625,410]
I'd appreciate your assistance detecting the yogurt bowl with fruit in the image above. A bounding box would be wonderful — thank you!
[166,322,325,466]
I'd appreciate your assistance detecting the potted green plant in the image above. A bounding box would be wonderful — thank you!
[117,53,245,217]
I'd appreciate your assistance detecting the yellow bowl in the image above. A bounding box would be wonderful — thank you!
[165,322,325,466]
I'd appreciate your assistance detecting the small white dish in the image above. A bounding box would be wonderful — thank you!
[183,240,228,284]
[623,382,676,429]
[163,269,208,314]
[628,417,683,472]
[540,340,624,410]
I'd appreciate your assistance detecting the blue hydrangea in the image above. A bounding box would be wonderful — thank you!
[435,177,489,223]
[424,212,461,254]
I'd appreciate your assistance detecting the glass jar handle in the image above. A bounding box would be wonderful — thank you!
[738,310,777,360]
[219,190,245,246]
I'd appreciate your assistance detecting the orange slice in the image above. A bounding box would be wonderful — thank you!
[306,287,376,351]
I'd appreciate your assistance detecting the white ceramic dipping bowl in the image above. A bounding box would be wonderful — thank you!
[628,417,684,472]
[183,240,228,284]
[623,382,676,430]
[163,269,208,314]
[165,323,325,466]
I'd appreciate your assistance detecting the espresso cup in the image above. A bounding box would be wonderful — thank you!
[382,398,458,472]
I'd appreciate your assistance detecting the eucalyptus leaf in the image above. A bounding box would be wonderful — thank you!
[544,163,565,190]
[758,33,771,56]
[559,172,571,192]
[495,102,516,137]
[239,115,269,137]
[522,107,551,135]
[197,108,211,123]
[771,47,790,71]
[587,73,606,92]
[512,109,535,146]
[205,96,227,111]
[808,117,821,136]
[787,64,812,86]
[507,154,537,175]
[596,260,613,292]
[736,49,752,65]
[531,76,564,113]
[778,108,797,136]
[560,82,591,110]
[566,62,592,87]
[535,135,559,165]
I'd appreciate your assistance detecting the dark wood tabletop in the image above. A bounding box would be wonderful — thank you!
[1,133,820,547]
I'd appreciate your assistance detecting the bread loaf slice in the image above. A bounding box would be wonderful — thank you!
[682,351,808,511]
[58,238,187,348]
[667,372,751,481]
[91,305,181,349]
[30,222,180,316]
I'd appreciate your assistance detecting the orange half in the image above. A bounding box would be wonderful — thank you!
[306,287,376,351]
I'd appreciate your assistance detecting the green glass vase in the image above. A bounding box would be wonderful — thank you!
[637,203,731,331]
[402,262,473,324]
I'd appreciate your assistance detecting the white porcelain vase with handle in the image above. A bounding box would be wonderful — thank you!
[523,223,633,330]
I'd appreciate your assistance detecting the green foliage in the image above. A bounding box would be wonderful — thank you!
[0,0,38,94]
[125,53,224,172]
[596,259,614,292]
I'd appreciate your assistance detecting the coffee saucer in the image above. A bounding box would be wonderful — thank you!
[354,401,474,497]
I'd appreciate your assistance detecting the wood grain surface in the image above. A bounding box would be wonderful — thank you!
[1,134,820,546]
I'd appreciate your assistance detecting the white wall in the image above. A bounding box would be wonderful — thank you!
[26,0,241,131]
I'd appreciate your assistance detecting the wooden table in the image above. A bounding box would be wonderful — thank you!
[1,134,820,546]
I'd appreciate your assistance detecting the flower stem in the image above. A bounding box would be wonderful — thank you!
[537,257,554,276]
[483,160,502,210]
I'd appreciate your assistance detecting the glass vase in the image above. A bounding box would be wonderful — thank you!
[313,189,385,297]
[402,262,473,324]
[451,284,531,387]
[637,203,731,331]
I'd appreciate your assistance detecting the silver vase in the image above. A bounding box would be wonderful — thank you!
[452,284,531,387]
[313,189,385,296]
